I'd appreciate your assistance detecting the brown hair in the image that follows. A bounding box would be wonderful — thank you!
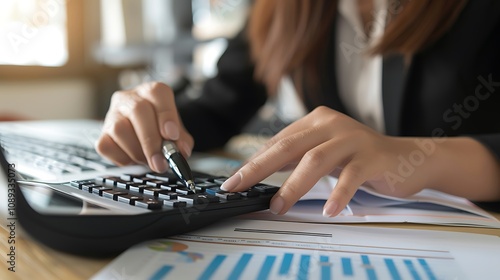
[249,0,468,95]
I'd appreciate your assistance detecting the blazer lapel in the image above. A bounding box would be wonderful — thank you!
[382,54,407,136]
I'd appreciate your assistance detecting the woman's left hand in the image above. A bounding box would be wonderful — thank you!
[221,106,437,217]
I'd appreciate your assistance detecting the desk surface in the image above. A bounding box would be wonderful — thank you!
[1,213,500,280]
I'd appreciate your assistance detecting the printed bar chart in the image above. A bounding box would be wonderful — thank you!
[140,236,461,280]
[92,220,500,280]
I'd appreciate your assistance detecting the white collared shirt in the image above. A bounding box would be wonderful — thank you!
[275,0,387,133]
[336,0,387,133]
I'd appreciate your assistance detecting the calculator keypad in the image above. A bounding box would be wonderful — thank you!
[68,171,279,210]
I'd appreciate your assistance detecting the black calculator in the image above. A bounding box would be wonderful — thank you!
[14,169,279,257]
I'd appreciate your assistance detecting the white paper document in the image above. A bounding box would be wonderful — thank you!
[247,174,500,228]
[92,219,500,280]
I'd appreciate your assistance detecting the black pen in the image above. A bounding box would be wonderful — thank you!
[162,140,196,193]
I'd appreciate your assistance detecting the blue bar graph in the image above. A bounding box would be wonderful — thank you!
[384,258,401,280]
[297,255,311,280]
[320,255,331,280]
[149,265,173,280]
[145,242,449,280]
[279,253,293,275]
[256,255,276,280]
[342,257,353,276]
[228,253,252,280]
[404,259,421,280]
[198,255,226,280]
[362,255,377,280]
[418,258,437,280]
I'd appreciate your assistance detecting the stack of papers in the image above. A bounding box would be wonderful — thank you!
[249,173,500,228]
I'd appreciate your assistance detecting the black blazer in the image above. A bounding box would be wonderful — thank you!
[177,0,500,161]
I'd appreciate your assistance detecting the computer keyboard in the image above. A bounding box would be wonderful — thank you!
[15,167,279,257]
[0,133,115,175]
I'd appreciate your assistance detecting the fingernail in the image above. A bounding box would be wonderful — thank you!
[270,196,285,215]
[220,172,242,191]
[178,141,192,158]
[151,153,168,173]
[322,201,338,217]
[164,121,179,140]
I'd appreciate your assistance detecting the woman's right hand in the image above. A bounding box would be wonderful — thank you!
[95,82,194,173]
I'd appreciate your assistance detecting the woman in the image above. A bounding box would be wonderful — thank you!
[96,0,500,217]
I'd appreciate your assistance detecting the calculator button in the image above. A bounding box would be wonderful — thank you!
[103,190,128,200]
[95,175,116,183]
[135,199,163,210]
[116,181,133,189]
[118,194,143,205]
[204,187,222,196]
[196,182,218,188]
[143,188,168,197]
[82,183,101,193]
[239,190,260,197]
[101,176,121,186]
[158,192,178,200]
[120,173,145,181]
[252,184,279,194]
[213,178,227,185]
[146,172,177,183]
[162,200,186,208]
[146,180,165,187]
[129,184,150,193]
[70,180,94,189]
[133,176,151,184]
[178,194,220,204]
[176,188,194,195]
[92,186,113,196]
[215,191,241,200]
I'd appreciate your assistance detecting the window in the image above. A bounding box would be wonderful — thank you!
[0,0,68,66]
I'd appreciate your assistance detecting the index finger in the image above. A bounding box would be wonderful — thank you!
[128,82,180,172]
[136,82,182,141]
[221,125,329,193]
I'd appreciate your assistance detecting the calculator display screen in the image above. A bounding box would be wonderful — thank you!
[18,182,108,215]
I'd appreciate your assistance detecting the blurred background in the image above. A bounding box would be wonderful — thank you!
[0,0,251,121]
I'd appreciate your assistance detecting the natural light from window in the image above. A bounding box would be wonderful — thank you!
[0,0,68,66]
